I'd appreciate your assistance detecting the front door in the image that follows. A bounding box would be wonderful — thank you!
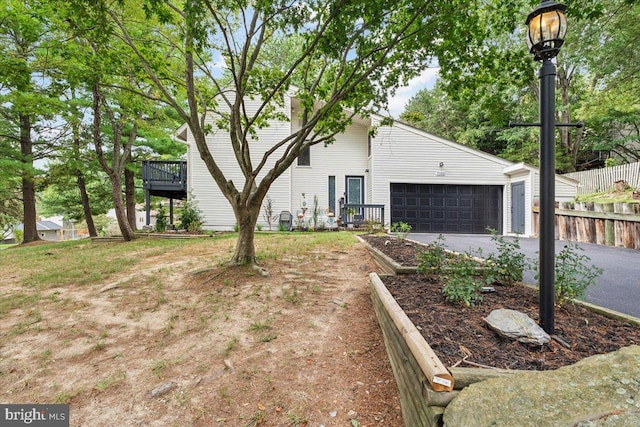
[346,176,364,206]
[511,181,525,234]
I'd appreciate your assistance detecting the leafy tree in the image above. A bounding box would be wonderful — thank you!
[0,0,65,242]
[84,0,486,266]
[410,0,609,172]
[579,0,640,164]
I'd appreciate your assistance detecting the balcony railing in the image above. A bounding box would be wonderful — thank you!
[142,160,187,192]
[339,201,385,228]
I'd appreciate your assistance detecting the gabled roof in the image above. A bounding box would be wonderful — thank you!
[504,162,578,186]
[16,221,63,231]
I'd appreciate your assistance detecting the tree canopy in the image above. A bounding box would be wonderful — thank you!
[400,0,639,172]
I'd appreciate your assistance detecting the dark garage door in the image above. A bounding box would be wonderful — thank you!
[390,183,503,234]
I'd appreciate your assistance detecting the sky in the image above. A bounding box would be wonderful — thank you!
[385,67,440,119]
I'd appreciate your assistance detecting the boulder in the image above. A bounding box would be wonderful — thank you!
[443,345,640,427]
[483,308,550,345]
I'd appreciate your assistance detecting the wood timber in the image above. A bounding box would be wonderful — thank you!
[370,273,453,392]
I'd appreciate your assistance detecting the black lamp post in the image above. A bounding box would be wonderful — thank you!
[526,1,567,334]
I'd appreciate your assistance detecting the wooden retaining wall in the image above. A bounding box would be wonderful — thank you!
[533,201,640,249]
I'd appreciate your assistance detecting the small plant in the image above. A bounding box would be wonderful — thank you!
[442,251,485,306]
[249,319,272,332]
[534,243,603,306]
[152,359,169,379]
[417,234,448,277]
[311,194,320,230]
[155,204,167,232]
[390,221,412,240]
[179,194,203,232]
[224,336,239,356]
[262,196,278,231]
[485,228,526,285]
[282,285,300,304]
[363,219,383,234]
[256,223,263,231]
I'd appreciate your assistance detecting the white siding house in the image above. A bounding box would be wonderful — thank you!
[176,94,577,237]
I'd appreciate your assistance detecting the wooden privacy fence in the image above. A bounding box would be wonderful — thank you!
[533,200,640,249]
[564,162,640,194]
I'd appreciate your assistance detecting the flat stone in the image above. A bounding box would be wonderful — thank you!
[483,308,550,345]
[150,381,176,398]
[443,345,640,427]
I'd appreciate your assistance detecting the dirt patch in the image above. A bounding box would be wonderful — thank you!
[0,236,402,426]
[362,234,640,370]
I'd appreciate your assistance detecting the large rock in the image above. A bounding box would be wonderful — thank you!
[443,345,640,427]
[483,308,550,345]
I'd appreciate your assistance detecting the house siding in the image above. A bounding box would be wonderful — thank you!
[290,120,369,216]
[186,97,292,230]
[370,121,513,229]
[180,95,577,235]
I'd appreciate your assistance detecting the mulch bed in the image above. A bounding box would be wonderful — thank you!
[362,234,640,371]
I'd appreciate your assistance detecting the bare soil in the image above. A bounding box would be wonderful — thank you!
[362,234,640,371]
[0,236,403,426]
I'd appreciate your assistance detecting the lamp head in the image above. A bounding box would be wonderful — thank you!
[526,1,567,61]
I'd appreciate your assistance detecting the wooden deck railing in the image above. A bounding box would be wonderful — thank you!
[142,160,187,191]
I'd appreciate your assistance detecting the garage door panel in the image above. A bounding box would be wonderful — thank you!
[390,183,502,234]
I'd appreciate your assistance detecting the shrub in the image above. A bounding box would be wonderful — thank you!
[442,252,484,306]
[390,221,412,240]
[179,196,203,232]
[262,196,278,231]
[363,219,383,234]
[485,228,526,285]
[155,205,167,233]
[532,242,603,306]
[554,243,603,306]
[417,234,448,277]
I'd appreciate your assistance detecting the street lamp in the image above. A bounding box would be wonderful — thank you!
[526,1,567,334]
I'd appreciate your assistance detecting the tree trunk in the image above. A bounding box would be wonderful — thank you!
[76,171,98,237]
[19,113,40,243]
[230,205,260,265]
[124,165,137,231]
[112,175,135,241]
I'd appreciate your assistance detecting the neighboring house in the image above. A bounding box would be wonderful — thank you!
[16,221,63,241]
[175,95,577,237]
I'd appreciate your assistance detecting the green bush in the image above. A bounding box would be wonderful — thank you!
[155,205,167,233]
[417,234,448,277]
[179,197,203,232]
[554,243,602,306]
[390,221,412,240]
[533,242,603,306]
[485,228,526,285]
[442,252,484,306]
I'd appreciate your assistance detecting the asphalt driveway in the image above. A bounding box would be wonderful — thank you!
[407,233,640,319]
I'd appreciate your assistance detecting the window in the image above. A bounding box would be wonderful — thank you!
[368,135,372,158]
[297,146,310,166]
[328,176,336,213]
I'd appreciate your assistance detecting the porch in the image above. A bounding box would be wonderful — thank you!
[339,200,385,228]
[142,160,188,226]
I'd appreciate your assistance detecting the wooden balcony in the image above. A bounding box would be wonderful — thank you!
[142,160,187,199]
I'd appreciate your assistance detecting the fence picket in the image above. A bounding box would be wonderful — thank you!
[564,162,640,194]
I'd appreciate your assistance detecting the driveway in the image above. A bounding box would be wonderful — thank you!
[407,233,640,319]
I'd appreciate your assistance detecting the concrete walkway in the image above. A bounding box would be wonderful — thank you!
[407,233,640,318]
